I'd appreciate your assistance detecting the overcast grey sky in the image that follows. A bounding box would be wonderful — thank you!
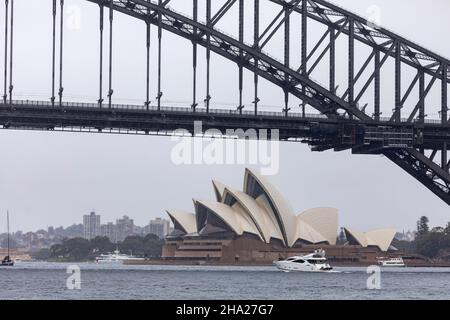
[0,0,449,233]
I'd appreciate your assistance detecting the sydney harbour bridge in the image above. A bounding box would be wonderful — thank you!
[0,0,449,205]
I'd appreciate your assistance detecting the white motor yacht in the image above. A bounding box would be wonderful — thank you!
[274,249,333,272]
[95,250,145,264]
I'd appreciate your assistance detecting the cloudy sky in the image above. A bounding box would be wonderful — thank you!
[0,0,449,233]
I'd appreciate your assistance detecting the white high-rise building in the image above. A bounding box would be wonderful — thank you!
[101,222,117,243]
[83,211,101,240]
[147,218,171,239]
[116,215,135,242]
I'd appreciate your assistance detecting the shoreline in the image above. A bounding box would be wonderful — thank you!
[122,259,450,268]
[12,259,450,268]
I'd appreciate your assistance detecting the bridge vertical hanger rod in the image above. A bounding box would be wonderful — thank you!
[443,143,448,172]
[58,0,64,107]
[98,4,104,108]
[374,49,380,121]
[442,63,448,171]
[394,41,401,122]
[329,27,335,95]
[442,63,448,124]
[51,0,56,106]
[205,0,211,113]
[419,70,425,125]
[108,1,113,109]
[145,8,150,110]
[157,0,162,111]
[301,0,307,117]
[98,5,104,107]
[192,0,198,112]
[283,5,290,117]
[253,0,259,116]
[238,0,244,114]
[8,0,13,105]
[348,18,354,119]
[3,0,8,104]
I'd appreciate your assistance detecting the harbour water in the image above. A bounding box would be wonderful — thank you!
[1,262,449,300]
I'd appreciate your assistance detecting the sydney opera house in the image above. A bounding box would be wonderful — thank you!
[163,168,397,264]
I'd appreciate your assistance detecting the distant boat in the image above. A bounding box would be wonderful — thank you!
[95,250,145,264]
[377,257,406,267]
[1,211,14,267]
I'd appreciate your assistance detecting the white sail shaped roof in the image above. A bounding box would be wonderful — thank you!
[344,228,368,247]
[344,228,396,252]
[293,216,328,244]
[222,187,284,243]
[212,180,227,202]
[243,168,297,247]
[166,210,197,234]
[194,200,262,239]
[298,208,339,245]
[366,229,397,252]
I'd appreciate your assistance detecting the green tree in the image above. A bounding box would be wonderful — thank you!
[32,248,52,261]
[144,234,165,258]
[415,232,444,258]
[416,216,430,237]
[90,236,115,253]
[120,236,146,256]
[444,222,450,235]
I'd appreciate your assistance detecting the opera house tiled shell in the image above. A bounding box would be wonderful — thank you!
[166,168,341,248]
[344,228,397,252]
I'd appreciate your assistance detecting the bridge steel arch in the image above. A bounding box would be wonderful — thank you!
[81,0,450,204]
[0,0,449,205]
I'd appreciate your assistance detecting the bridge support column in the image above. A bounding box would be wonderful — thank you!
[283,4,290,117]
[2,0,8,104]
[107,1,113,108]
[395,41,402,122]
[58,0,64,107]
[374,49,380,121]
[301,0,307,117]
[419,70,425,124]
[238,0,244,114]
[205,0,211,113]
[145,8,151,110]
[192,0,198,112]
[329,27,335,95]
[253,0,259,116]
[157,0,162,111]
[348,18,354,119]
[443,143,448,173]
[51,0,56,106]
[98,4,104,107]
[442,62,448,124]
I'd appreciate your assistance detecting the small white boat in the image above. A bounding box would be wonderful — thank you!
[274,249,333,272]
[95,250,145,264]
[377,257,405,267]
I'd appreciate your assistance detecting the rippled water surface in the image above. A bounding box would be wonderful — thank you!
[0,262,449,300]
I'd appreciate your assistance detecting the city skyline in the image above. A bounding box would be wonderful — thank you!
[1,210,171,236]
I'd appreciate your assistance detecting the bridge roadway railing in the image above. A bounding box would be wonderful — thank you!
[0,99,444,125]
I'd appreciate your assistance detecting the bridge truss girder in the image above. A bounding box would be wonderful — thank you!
[1,0,449,205]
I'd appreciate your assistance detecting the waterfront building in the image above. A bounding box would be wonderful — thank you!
[146,218,171,239]
[83,211,101,240]
[116,215,134,242]
[101,222,117,243]
[163,168,398,264]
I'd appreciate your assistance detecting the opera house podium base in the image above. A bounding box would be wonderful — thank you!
[162,236,391,266]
